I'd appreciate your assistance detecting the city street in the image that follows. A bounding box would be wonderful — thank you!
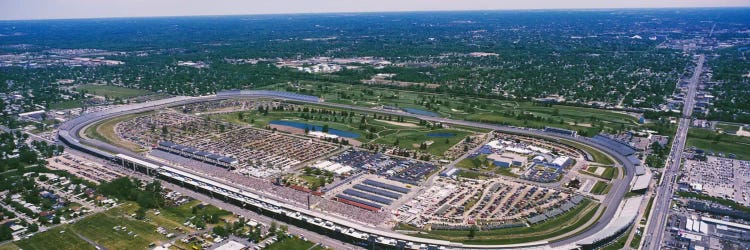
[643,54,704,250]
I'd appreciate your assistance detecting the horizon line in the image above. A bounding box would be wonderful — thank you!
[1,5,749,22]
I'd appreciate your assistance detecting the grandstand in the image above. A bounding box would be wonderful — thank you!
[590,134,636,156]
[527,195,586,224]
[157,141,238,168]
[363,179,410,194]
[217,90,320,103]
[353,184,402,199]
[545,126,578,137]
[343,189,394,205]
[335,194,382,211]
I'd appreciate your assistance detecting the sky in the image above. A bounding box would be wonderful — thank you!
[1,0,749,21]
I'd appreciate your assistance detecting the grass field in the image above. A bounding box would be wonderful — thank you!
[601,167,617,180]
[72,211,166,250]
[77,84,151,99]
[580,166,617,180]
[265,236,316,250]
[630,227,644,248]
[208,105,482,156]
[716,123,741,133]
[83,112,150,153]
[49,99,83,110]
[13,226,95,250]
[643,196,655,222]
[687,128,750,160]
[10,200,232,250]
[407,200,599,244]
[676,191,750,213]
[0,243,20,250]
[262,81,639,136]
[590,181,610,195]
[601,227,632,250]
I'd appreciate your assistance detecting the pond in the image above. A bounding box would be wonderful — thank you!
[269,120,360,138]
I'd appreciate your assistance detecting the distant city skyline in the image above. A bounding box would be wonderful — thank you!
[1,0,749,21]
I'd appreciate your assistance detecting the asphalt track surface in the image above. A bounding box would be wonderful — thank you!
[58,91,636,249]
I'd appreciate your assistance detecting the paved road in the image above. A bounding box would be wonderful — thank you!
[58,91,638,248]
[642,54,704,250]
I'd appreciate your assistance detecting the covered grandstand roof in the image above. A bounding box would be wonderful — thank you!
[577,196,643,246]
[590,134,636,156]
[631,170,652,191]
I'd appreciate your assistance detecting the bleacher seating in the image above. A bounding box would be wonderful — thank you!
[343,189,393,205]
[362,179,410,194]
[354,184,402,199]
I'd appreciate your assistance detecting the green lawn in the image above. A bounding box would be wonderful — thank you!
[72,211,167,250]
[601,227,632,250]
[265,236,316,250]
[630,227,644,248]
[83,112,150,153]
[687,128,750,160]
[687,138,750,160]
[77,84,151,99]
[580,166,617,180]
[262,81,639,136]
[643,196,655,223]
[716,123,741,133]
[408,200,599,244]
[14,226,95,250]
[676,191,750,213]
[49,99,83,110]
[601,167,617,180]
[590,181,610,195]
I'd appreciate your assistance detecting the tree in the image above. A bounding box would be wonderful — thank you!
[468,225,477,238]
[53,215,61,224]
[213,225,229,237]
[269,221,277,234]
[135,207,147,220]
[0,225,12,241]
[28,223,39,233]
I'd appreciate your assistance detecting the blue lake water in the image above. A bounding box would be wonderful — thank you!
[402,108,439,117]
[270,120,360,138]
[426,133,456,137]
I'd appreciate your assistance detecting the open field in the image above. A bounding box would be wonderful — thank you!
[590,180,610,195]
[407,200,599,244]
[265,236,317,250]
[72,211,167,249]
[687,128,750,160]
[716,122,742,133]
[77,84,152,99]
[581,166,617,180]
[8,200,232,250]
[263,81,640,136]
[49,99,83,110]
[12,226,95,250]
[83,112,150,153]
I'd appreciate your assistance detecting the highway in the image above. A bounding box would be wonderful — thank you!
[642,54,704,250]
[57,90,637,249]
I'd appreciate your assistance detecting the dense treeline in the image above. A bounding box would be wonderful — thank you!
[1,9,748,118]
[98,177,165,209]
[705,47,750,123]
